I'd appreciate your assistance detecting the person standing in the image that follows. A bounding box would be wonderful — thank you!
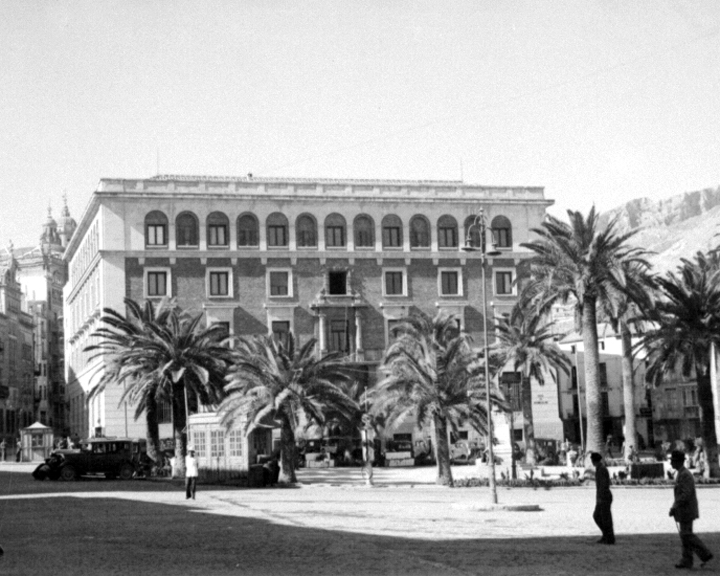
[185,446,198,500]
[669,450,713,569]
[15,438,21,463]
[0,439,6,462]
[591,452,615,544]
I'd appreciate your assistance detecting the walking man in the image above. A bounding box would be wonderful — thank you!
[669,450,713,569]
[591,452,615,544]
[185,446,198,500]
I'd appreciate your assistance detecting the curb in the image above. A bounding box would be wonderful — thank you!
[451,502,542,512]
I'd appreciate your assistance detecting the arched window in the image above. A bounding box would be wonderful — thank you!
[354,214,375,249]
[237,214,259,247]
[382,215,403,249]
[145,211,168,247]
[266,213,289,248]
[491,215,513,249]
[296,214,317,248]
[176,212,199,247]
[207,212,229,247]
[437,215,458,249]
[325,213,346,248]
[410,216,430,249]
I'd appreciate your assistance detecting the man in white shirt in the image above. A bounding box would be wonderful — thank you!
[185,446,199,500]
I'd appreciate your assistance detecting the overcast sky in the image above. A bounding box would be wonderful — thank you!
[2,0,719,249]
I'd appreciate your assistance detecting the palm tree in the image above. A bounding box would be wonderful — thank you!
[374,311,506,486]
[219,334,355,484]
[85,298,176,465]
[521,208,648,460]
[490,303,571,464]
[598,262,656,461]
[87,298,233,477]
[641,251,720,478]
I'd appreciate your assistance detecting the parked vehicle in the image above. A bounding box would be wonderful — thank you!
[31,437,146,481]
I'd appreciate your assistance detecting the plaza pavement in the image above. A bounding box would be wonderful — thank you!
[0,462,718,576]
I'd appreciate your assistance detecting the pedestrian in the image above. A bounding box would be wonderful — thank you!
[590,452,615,544]
[605,434,614,458]
[669,450,713,569]
[567,444,578,468]
[185,446,198,500]
[0,439,6,462]
[15,438,21,463]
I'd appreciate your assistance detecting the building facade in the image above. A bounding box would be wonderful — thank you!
[63,175,552,468]
[556,324,704,452]
[0,248,35,450]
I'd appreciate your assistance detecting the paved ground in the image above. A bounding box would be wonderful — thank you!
[0,462,718,576]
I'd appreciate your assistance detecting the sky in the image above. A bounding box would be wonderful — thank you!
[2,0,720,249]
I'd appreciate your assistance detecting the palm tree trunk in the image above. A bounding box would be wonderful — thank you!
[171,384,186,478]
[582,300,603,463]
[620,322,637,462]
[695,362,720,478]
[279,416,297,484]
[521,376,536,465]
[144,394,161,465]
[433,415,453,486]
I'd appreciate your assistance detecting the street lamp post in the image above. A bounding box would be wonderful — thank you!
[463,209,500,504]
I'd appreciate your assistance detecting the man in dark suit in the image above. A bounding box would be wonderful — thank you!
[669,450,713,569]
[591,452,615,544]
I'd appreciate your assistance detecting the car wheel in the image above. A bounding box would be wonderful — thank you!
[119,464,134,480]
[60,465,77,481]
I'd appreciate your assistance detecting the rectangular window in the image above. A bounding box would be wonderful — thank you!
[209,271,230,297]
[599,363,608,387]
[208,225,228,247]
[146,271,167,297]
[326,226,345,247]
[157,399,172,424]
[238,229,258,247]
[496,228,511,248]
[601,392,609,416]
[384,271,404,296]
[438,228,457,248]
[228,430,243,457]
[211,430,225,458]
[193,431,207,458]
[268,225,287,247]
[383,227,402,248]
[440,271,459,296]
[272,321,290,348]
[571,366,578,388]
[328,271,347,295]
[146,225,166,246]
[269,271,290,296]
[146,225,166,247]
[495,271,513,295]
[329,320,348,352]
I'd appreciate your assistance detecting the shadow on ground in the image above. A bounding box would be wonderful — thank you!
[0,472,717,576]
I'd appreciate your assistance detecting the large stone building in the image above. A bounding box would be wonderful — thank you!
[0,247,37,450]
[0,200,76,449]
[63,174,552,468]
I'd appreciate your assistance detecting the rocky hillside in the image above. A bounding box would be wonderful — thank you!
[597,186,720,274]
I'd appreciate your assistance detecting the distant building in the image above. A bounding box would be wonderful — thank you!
[63,174,551,468]
[557,324,702,452]
[0,246,35,448]
[0,199,76,442]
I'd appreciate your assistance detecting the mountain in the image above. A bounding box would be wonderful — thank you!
[597,186,720,274]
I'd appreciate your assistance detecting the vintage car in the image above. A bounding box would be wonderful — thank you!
[32,437,146,481]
